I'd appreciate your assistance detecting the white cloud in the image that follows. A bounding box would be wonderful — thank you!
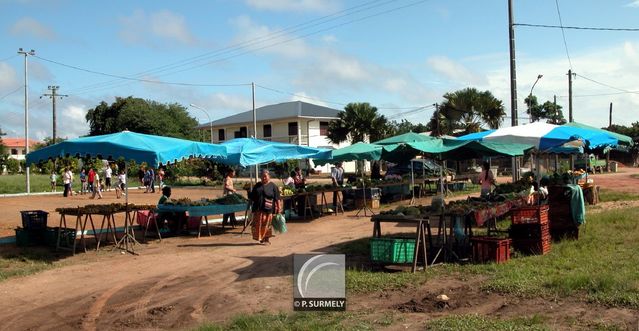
[427,56,487,86]
[9,17,57,40]
[119,10,198,48]
[322,35,338,44]
[0,62,19,90]
[245,0,340,13]
[229,15,309,59]
[625,0,639,7]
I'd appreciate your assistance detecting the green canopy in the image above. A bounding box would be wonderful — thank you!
[314,142,382,165]
[565,122,633,146]
[374,131,436,145]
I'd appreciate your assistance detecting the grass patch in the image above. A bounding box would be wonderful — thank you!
[0,246,67,281]
[196,311,375,331]
[598,189,639,202]
[0,174,142,194]
[425,314,549,331]
[341,207,639,309]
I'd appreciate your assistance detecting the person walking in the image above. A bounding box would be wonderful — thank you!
[87,167,96,193]
[105,164,113,192]
[222,169,237,227]
[157,167,165,189]
[91,172,103,199]
[63,167,73,197]
[115,170,126,199]
[138,166,145,188]
[331,162,345,209]
[148,167,156,193]
[50,171,57,192]
[249,170,281,244]
[79,168,87,195]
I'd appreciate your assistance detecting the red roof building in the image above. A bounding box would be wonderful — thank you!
[2,138,41,160]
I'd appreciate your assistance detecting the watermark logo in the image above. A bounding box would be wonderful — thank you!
[293,254,345,311]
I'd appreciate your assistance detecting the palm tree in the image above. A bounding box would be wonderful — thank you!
[327,102,390,144]
[427,87,505,135]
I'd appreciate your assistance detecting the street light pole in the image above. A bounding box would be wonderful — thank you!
[528,74,543,123]
[18,48,35,194]
[189,103,213,143]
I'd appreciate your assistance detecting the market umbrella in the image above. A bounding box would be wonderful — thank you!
[564,122,633,147]
[457,122,618,151]
[212,138,331,167]
[26,131,226,167]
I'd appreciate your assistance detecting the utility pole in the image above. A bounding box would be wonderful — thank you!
[252,82,258,183]
[434,103,439,137]
[609,102,613,128]
[568,69,575,123]
[508,0,519,181]
[41,85,68,143]
[18,48,35,194]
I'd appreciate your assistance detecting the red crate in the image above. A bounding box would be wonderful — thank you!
[512,238,551,255]
[511,205,549,225]
[470,237,512,264]
[510,223,550,240]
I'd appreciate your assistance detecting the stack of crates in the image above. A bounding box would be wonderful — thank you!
[510,205,551,255]
[15,210,49,247]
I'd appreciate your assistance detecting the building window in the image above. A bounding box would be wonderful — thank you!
[235,126,247,138]
[263,124,272,138]
[320,121,329,136]
[11,149,18,155]
[288,122,298,136]
[218,129,225,141]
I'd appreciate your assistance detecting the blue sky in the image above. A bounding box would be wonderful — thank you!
[1,0,639,140]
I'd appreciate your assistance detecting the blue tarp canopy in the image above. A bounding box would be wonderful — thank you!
[213,138,332,167]
[25,131,227,167]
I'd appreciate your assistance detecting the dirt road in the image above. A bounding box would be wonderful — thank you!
[0,169,638,330]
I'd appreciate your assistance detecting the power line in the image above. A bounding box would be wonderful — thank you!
[575,73,639,95]
[33,55,252,87]
[0,86,23,102]
[49,0,410,96]
[0,54,18,62]
[554,0,572,69]
[40,0,432,97]
[514,23,639,32]
[557,91,636,98]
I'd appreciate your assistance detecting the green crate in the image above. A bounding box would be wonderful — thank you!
[15,228,45,247]
[44,227,76,248]
[370,237,416,264]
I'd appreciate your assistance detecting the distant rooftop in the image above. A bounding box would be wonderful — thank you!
[2,138,40,148]
[198,101,341,128]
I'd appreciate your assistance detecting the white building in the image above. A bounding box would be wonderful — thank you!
[2,138,40,160]
[197,100,360,173]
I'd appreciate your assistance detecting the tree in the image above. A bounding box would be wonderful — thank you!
[524,95,566,124]
[327,102,391,144]
[426,88,506,136]
[85,96,200,140]
[387,119,428,136]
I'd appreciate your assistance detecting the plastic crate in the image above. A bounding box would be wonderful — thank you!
[509,223,550,241]
[44,227,76,248]
[15,227,45,247]
[511,205,548,225]
[512,238,551,255]
[370,237,415,264]
[470,237,512,264]
[20,210,49,230]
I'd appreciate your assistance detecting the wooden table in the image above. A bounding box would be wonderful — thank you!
[370,215,430,272]
[157,203,247,237]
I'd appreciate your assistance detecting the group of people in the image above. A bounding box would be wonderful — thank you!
[137,166,165,193]
[478,161,548,204]
[51,164,128,199]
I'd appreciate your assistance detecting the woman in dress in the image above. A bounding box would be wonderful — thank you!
[249,170,281,244]
[478,161,496,198]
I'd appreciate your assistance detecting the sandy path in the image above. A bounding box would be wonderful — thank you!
[0,169,637,330]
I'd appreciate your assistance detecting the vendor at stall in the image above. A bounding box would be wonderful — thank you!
[157,186,186,234]
[478,162,496,198]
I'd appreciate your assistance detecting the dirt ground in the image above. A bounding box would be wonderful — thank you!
[0,169,638,330]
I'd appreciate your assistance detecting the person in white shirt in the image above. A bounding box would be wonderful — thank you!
[105,165,113,191]
[63,167,74,197]
[115,171,126,199]
[331,162,345,209]
[50,171,57,192]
